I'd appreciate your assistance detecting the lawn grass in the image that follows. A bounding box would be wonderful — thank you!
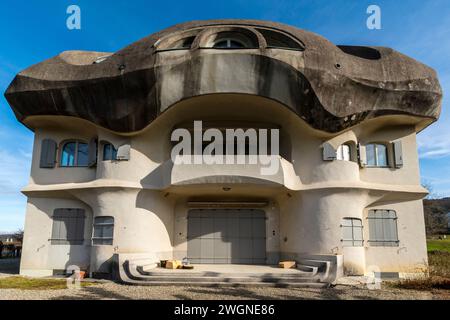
[0,276,95,290]
[427,238,450,253]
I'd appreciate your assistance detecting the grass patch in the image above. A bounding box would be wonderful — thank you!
[388,251,450,291]
[427,238,450,253]
[0,276,95,290]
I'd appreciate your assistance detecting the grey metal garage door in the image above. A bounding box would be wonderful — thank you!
[187,209,266,264]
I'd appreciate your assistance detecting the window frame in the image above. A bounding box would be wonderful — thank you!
[60,140,89,167]
[212,38,247,49]
[341,217,364,247]
[365,143,389,167]
[102,143,117,161]
[336,143,351,161]
[367,209,399,247]
[92,216,114,246]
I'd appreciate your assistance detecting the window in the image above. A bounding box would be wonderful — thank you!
[170,36,196,49]
[366,143,388,167]
[368,210,399,246]
[256,28,304,50]
[213,39,246,48]
[336,144,351,161]
[341,218,363,247]
[93,217,114,245]
[51,209,85,245]
[103,143,117,161]
[61,141,89,167]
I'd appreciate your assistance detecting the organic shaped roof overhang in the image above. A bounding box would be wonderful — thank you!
[4,19,443,134]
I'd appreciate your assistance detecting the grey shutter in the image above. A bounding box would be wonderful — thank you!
[393,140,403,168]
[322,142,337,161]
[116,143,130,160]
[40,139,57,168]
[88,138,98,167]
[358,143,367,167]
[51,209,85,244]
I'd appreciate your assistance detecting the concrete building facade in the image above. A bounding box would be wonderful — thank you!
[4,20,442,280]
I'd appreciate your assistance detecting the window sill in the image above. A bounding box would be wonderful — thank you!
[58,166,90,168]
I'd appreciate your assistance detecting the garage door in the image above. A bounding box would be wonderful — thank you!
[187,209,266,264]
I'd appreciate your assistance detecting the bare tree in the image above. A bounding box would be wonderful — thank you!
[13,229,24,242]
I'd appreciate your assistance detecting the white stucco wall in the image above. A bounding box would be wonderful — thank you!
[20,95,429,277]
[20,197,93,277]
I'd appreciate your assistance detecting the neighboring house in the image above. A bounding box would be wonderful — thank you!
[0,234,22,258]
[4,20,442,280]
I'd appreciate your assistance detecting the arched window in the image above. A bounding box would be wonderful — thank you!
[213,39,246,48]
[171,36,196,49]
[206,30,257,49]
[256,28,304,50]
[103,143,117,161]
[366,143,388,167]
[336,144,351,161]
[61,141,88,167]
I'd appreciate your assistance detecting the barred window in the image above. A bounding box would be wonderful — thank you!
[92,216,114,245]
[368,209,399,246]
[341,218,363,247]
[51,209,85,245]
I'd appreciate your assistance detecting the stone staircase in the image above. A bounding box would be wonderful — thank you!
[112,253,342,288]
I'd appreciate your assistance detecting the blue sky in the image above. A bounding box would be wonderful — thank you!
[0,0,449,231]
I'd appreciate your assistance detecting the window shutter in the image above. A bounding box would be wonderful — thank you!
[51,208,85,245]
[116,143,130,161]
[393,140,403,168]
[322,142,337,161]
[40,139,57,168]
[88,138,98,167]
[357,143,367,167]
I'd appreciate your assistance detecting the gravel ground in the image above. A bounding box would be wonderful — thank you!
[0,281,448,300]
[0,259,448,300]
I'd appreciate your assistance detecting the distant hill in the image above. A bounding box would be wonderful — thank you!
[423,198,450,235]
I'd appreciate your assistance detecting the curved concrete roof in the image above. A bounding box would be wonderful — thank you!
[4,19,442,133]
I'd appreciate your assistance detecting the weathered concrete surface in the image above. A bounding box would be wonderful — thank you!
[4,19,442,133]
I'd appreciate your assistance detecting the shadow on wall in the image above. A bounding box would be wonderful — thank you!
[135,189,175,248]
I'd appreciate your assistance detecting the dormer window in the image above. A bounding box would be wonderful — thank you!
[205,30,258,49]
[61,141,88,167]
[213,39,246,49]
[171,36,196,49]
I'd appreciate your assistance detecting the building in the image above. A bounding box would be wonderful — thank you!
[0,233,22,258]
[4,20,442,281]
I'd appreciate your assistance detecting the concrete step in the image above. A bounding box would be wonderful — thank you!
[124,281,330,288]
[128,275,321,283]
[137,268,317,278]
